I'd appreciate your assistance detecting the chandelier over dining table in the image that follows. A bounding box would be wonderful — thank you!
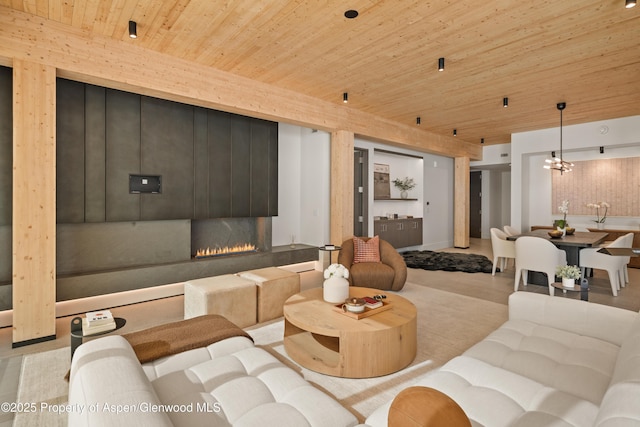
[544,102,574,174]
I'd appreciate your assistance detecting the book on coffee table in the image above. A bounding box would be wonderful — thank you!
[363,297,383,309]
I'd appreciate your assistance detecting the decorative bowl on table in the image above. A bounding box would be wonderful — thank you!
[565,227,575,235]
[548,230,563,239]
[342,297,366,313]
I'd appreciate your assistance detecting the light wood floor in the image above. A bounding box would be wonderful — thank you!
[0,237,638,426]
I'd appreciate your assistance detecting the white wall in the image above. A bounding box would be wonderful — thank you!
[273,124,456,250]
[299,129,331,245]
[354,139,455,249]
[273,125,330,246]
[272,123,302,246]
[511,115,640,232]
[367,150,423,219]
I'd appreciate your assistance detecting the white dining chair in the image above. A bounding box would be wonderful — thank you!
[580,233,633,297]
[503,225,520,236]
[579,233,633,297]
[514,236,567,296]
[619,233,634,287]
[490,228,515,275]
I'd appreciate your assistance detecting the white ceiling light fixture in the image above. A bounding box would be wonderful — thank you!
[544,102,574,174]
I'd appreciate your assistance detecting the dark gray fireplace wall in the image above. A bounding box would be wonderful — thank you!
[56,78,278,224]
[57,220,191,275]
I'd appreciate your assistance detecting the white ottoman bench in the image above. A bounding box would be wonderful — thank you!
[184,274,257,327]
[238,267,300,322]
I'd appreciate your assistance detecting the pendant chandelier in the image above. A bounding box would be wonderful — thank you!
[544,102,573,174]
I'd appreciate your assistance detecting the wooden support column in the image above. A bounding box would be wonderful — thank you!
[454,157,470,249]
[12,60,57,347]
[330,130,354,246]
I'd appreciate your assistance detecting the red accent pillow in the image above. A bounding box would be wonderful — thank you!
[353,236,381,263]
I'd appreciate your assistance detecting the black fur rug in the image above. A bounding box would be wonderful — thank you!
[402,250,495,274]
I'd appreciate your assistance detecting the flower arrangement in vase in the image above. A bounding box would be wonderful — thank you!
[555,200,569,235]
[392,177,416,199]
[556,264,580,288]
[587,201,609,229]
[323,263,350,303]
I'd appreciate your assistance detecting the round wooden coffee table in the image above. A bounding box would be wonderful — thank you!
[283,286,417,378]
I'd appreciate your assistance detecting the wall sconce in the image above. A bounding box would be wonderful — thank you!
[129,20,137,38]
[416,116,421,125]
[600,146,605,154]
[481,138,484,144]
[438,57,445,72]
[626,0,636,8]
[503,97,509,108]
[343,92,348,103]
[453,129,457,136]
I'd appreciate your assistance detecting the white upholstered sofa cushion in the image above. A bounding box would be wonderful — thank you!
[595,316,640,426]
[463,319,620,404]
[365,292,640,427]
[69,335,360,427]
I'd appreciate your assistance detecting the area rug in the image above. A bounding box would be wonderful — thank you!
[402,250,496,273]
[13,283,508,425]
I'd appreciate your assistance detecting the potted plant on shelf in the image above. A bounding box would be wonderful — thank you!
[392,177,416,199]
[556,265,581,288]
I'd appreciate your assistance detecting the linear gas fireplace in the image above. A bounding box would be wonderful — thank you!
[194,243,257,259]
[51,216,316,308]
[191,217,271,259]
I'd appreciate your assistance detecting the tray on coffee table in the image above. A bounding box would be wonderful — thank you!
[332,300,392,319]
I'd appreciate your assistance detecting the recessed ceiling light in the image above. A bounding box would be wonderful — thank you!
[344,10,359,19]
[129,20,137,38]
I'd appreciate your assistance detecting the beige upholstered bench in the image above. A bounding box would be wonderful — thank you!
[184,274,257,327]
[238,267,300,322]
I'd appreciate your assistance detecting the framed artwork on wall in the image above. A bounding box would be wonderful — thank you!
[374,163,390,200]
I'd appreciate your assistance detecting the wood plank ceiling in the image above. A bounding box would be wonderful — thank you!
[2,0,639,146]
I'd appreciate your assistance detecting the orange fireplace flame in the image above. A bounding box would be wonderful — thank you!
[195,243,257,258]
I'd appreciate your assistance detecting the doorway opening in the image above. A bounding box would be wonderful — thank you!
[470,171,482,238]
[354,148,369,237]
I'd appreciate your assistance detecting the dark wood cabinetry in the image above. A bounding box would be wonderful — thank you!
[374,218,423,249]
[56,79,278,223]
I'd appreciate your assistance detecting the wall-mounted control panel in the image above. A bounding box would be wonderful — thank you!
[129,174,162,194]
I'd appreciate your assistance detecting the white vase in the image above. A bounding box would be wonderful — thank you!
[597,222,605,230]
[557,226,566,237]
[400,190,408,199]
[323,276,349,303]
[562,277,575,288]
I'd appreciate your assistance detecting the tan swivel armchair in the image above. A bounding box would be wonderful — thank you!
[338,237,407,291]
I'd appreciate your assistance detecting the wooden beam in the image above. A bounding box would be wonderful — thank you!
[454,157,470,249]
[330,131,354,246]
[12,59,57,346]
[0,6,481,160]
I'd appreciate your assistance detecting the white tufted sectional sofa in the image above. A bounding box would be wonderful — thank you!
[68,334,364,427]
[366,291,640,426]
[68,292,640,427]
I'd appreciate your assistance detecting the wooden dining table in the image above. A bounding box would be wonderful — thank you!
[507,229,609,285]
